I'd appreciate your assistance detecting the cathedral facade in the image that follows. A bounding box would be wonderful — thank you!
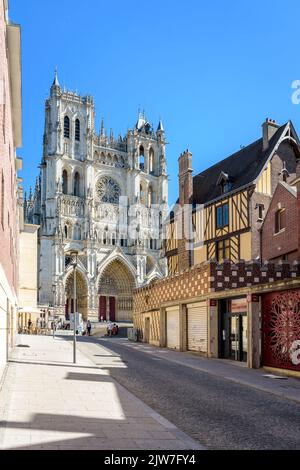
[25,74,168,322]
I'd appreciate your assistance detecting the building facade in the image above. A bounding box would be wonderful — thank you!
[261,180,299,263]
[134,118,300,376]
[26,75,168,322]
[165,119,300,274]
[0,0,22,378]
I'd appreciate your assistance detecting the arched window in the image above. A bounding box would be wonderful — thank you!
[73,225,81,241]
[64,225,68,238]
[75,119,80,142]
[139,146,145,170]
[62,170,68,195]
[74,172,80,197]
[64,116,70,139]
[149,148,154,173]
[148,186,153,207]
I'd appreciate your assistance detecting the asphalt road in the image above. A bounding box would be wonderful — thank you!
[76,337,300,450]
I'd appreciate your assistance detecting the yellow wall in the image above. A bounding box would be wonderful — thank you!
[240,232,252,261]
[194,246,206,265]
[256,163,271,195]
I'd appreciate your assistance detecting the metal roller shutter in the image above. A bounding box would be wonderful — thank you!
[187,302,207,353]
[166,306,180,350]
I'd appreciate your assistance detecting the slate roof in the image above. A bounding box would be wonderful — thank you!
[192,123,288,205]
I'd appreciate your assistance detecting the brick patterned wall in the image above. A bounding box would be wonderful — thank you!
[134,262,212,313]
[134,259,300,314]
[261,182,297,262]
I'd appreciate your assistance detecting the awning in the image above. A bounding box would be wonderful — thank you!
[18,307,43,315]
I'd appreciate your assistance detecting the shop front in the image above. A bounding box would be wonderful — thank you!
[219,297,248,363]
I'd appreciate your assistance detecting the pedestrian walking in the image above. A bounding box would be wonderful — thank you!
[107,321,113,336]
[87,320,92,336]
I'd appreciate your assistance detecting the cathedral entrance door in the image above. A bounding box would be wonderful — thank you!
[98,260,135,322]
[109,297,116,322]
[99,296,107,321]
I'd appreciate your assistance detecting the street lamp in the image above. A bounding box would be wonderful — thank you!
[52,284,56,340]
[70,250,78,364]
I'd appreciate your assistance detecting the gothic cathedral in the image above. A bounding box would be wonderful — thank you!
[25,73,168,322]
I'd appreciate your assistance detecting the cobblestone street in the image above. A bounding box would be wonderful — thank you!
[76,337,300,450]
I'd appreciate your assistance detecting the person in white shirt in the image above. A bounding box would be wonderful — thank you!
[107,321,113,336]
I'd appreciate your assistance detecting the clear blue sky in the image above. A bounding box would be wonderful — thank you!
[10,0,300,204]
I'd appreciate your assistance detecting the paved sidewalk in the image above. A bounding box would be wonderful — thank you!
[101,338,300,404]
[0,335,203,450]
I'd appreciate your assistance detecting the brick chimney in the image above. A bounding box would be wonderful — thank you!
[262,118,280,150]
[178,149,193,272]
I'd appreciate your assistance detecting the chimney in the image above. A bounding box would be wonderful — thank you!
[262,118,280,150]
[178,150,193,272]
[179,149,193,205]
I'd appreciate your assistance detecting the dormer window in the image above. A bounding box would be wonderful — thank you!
[217,171,232,194]
[222,181,232,193]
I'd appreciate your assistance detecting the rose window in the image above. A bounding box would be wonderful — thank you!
[96,176,121,204]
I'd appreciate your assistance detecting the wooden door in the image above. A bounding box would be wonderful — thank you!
[109,297,116,322]
[99,296,107,321]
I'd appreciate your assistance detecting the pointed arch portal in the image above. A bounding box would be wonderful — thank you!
[98,260,135,322]
[65,270,88,321]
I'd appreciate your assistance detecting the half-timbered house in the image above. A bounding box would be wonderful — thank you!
[166,118,300,274]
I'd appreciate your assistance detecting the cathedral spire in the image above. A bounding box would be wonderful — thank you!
[110,128,114,144]
[52,67,60,87]
[157,118,164,132]
[50,67,61,96]
[136,109,146,130]
[100,117,105,137]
